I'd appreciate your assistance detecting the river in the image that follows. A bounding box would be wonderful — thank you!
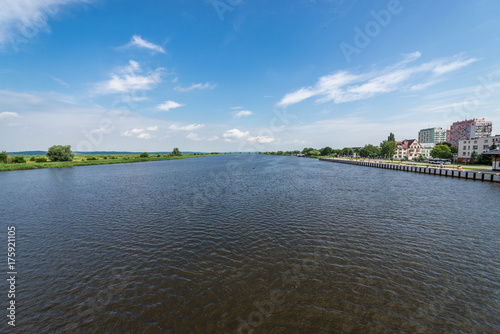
[1,154,499,333]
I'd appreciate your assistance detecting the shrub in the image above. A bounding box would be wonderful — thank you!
[12,156,26,163]
[35,157,47,163]
[0,151,8,163]
[140,152,149,158]
[86,157,98,161]
[46,145,74,161]
[29,156,36,161]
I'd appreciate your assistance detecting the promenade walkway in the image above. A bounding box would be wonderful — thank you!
[319,158,500,183]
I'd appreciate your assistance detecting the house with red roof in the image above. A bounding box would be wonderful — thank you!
[395,139,423,160]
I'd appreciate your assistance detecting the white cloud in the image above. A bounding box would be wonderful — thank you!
[93,60,164,95]
[89,127,112,134]
[207,135,219,141]
[223,128,250,142]
[186,132,202,141]
[222,128,278,144]
[0,0,82,48]
[0,111,20,120]
[248,136,277,144]
[234,110,253,118]
[169,123,204,131]
[277,53,478,107]
[174,82,216,92]
[121,96,149,102]
[51,76,69,87]
[432,57,478,76]
[412,101,487,114]
[156,100,184,112]
[146,125,159,131]
[124,35,165,53]
[137,132,151,139]
[122,127,153,139]
[231,106,243,110]
[186,133,219,142]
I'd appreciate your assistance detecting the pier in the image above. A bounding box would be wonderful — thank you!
[319,158,500,183]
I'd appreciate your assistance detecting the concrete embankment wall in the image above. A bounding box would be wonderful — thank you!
[319,158,500,183]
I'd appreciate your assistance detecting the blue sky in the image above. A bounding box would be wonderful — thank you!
[1,0,500,152]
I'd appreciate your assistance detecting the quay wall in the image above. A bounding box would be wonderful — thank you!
[318,158,500,183]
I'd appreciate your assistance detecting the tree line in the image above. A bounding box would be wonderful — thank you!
[0,146,184,164]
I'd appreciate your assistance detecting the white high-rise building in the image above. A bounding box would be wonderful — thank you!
[418,127,447,144]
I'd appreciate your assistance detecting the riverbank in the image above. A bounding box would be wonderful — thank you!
[319,158,500,183]
[0,154,211,172]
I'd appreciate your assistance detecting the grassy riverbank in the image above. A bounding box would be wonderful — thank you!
[0,154,212,172]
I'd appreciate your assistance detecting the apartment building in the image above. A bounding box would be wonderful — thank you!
[418,127,446,144]
[448,118,492,147]
[457,135,500,162]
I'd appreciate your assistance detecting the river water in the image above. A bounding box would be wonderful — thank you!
[1,155,499,333]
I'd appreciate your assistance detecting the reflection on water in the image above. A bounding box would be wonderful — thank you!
[1,155,499,333]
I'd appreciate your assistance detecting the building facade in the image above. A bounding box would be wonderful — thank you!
[457,135,500,162]
[395,139,423,160]
[448,118,492,147]
[418,127,447,144]
[421,143,435,158]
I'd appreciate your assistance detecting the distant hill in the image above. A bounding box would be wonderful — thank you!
[7,151,258,156]
[7,151,46,156]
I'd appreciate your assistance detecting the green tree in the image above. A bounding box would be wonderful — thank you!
[11,156,26,163]
[172,147,182,156]
[46,145,74,162]
[0,151,8,163]
[308,149,321,156]
[342,147,354,156]
[320,146,333,156]
[430,144,452,159]
[140,152,149,158]
[358,144,381,158]
[470,151,478,164]
[302,147,314,155]
[332,149,343,157]
[476,153,492,165]
[388,133,395,142]
[380,140,396,159]
[415,154,426,162]
[450,146,458,154]
[490,144,498,150]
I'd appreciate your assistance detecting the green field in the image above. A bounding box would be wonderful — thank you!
[0,154,213,172]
